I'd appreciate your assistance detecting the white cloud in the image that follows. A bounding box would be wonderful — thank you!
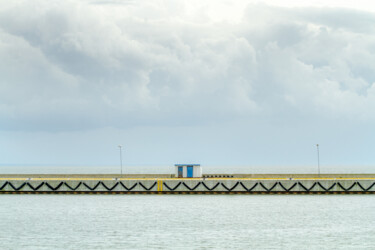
[1,0,375,131]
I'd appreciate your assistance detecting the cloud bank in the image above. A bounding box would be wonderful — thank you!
[1,0,375,131]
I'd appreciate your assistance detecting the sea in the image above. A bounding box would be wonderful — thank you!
[0,195,374,249]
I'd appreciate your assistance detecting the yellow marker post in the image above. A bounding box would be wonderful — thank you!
[157,180,163,192]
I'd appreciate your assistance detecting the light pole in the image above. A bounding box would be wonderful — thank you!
[118,145,123,176]
[316,144,320,178]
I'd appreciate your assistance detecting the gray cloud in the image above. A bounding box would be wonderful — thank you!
[1,1,375,132]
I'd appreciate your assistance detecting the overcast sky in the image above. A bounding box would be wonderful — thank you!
[1,0,375,173]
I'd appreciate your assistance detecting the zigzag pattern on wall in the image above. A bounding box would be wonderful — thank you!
[0,181,374,192]
[163,181,375,192]
[0,181,155,192]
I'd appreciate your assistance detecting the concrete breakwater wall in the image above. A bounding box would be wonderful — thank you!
[1,178,375,194]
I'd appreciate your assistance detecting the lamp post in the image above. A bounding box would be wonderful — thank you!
[118,145,123,176]
[316,144,320,178]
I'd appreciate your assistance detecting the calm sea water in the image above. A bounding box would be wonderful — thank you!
[0,195,374,249]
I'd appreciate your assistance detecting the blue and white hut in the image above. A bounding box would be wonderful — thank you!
[175,164,202,178]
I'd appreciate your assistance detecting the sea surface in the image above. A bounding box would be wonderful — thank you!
[0,195,374,249]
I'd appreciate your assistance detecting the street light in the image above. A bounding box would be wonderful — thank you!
[118,145,123,175]
[316,144,320,178]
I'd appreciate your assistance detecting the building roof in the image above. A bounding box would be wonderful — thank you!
[174,164,200,167]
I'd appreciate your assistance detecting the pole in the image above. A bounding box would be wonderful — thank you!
[316,144,320,178]
[118,145,123,175]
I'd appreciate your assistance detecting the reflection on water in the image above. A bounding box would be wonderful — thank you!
[0,195,374,249]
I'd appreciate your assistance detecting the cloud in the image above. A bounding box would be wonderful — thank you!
[0,0,375,131]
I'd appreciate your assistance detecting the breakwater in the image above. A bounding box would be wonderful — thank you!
[1,177,374,194]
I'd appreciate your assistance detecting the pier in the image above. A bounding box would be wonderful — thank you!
[0,174,374,194]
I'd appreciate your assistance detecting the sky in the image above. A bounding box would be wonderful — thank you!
[1,0,375,173]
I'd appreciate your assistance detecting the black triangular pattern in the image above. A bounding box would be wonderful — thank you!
[182,182,201,191]
[45,182,64,191]
[239,182,258,191]
[221,182,240,191]
[298,182,317,191]
[8,182,27,191]
[356,182,375,191]
[278,182,297,192]
[26,182,45,191]
[64,182,82,191]
[83,181,102,191]
[119,182,138,191]
[201,182,220,191]
[259,182,278,192]
[0,180,374,193]
[139,182,157,191]
[163,182,182,191]
[317,182,336,191]
[337,182,357,191]
[101,182,119,191]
